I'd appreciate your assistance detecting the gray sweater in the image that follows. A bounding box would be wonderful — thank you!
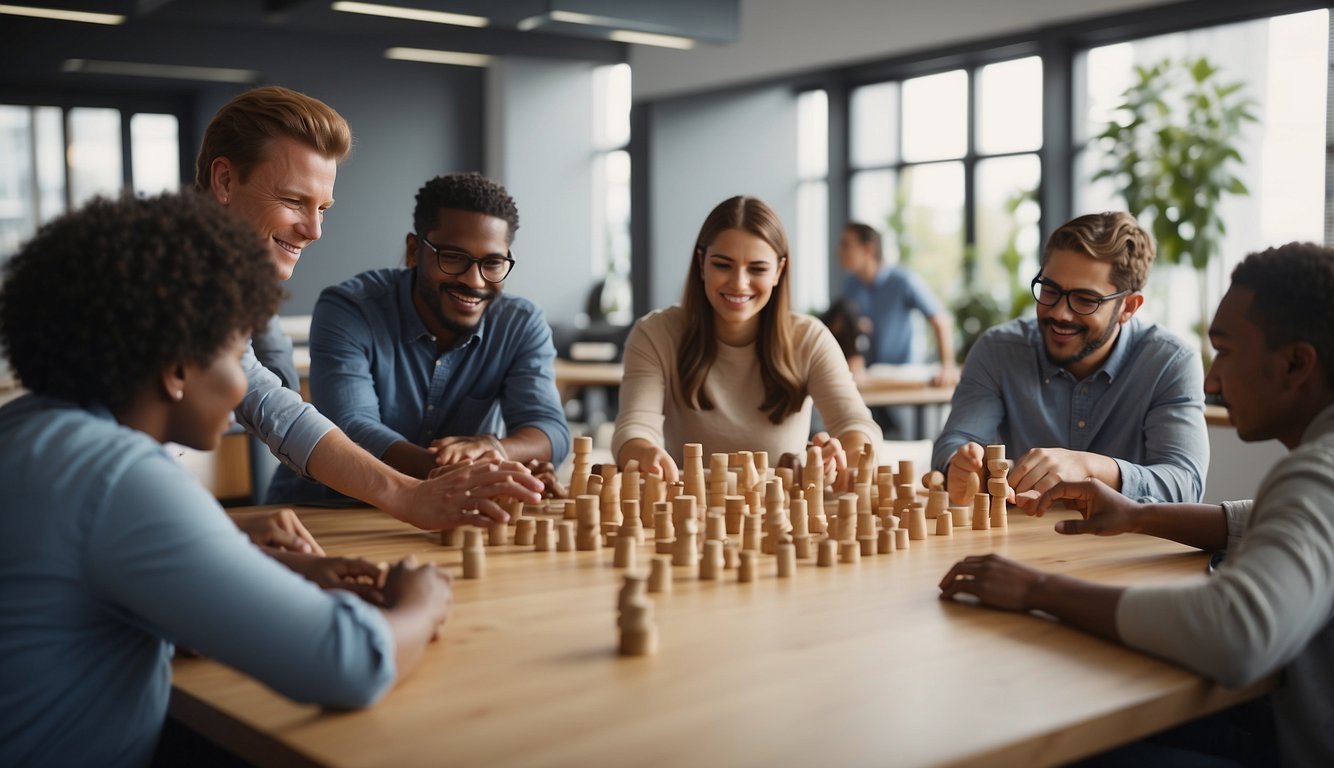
[1119,403,1334,766]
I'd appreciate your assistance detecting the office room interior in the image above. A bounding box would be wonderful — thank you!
[0,0,1324,505]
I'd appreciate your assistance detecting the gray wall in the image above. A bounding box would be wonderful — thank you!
[646,85,798,310]
[486,57,597,326]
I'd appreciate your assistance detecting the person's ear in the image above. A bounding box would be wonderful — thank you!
[695,245,706,280]
[208,157,233,206]
[1118,292,1144,322]
[159,363,187,404]
[1281,341,1320,391]
[405,232,419,268]
[776,256,787,281]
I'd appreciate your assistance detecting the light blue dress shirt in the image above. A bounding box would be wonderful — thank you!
[267,268,570,504]
[931,316,1208,503]
[841,265,943,365]
[238,336,334,476]
[0,395,395,768]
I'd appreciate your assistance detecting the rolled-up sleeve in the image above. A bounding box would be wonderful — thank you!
[499,309,571,465]
[236,343,335,478]
[89,458,395,708]
[1115,345,1208,503]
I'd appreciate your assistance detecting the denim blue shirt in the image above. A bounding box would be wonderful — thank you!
[267,268,570,504]
[0,395,394,768]
[238,336,334,476]
[931,316,1208,503]
[841,265,943,364]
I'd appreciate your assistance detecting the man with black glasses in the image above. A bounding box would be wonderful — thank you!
[267,173,569,504]
[932,211,1208,507]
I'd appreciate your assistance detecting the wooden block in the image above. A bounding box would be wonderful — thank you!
[839,540,861,564]
[790,498,809,537]
[972,493,991,531]
[648,556,672,594]
[897,461,915,488]
[619,499,646,544]
[935,511,954,536]
[557,520,576,551]
[742,514,762,552]
[462,529,485,579]
[705,511,727,542]
[699,539,723,580]
[921,470,944,491]
[877,528,894,554]
[858,536,876,556]
[893,528,910,551]
[724,495,747,535]
[949,505,970,528]
[988,478,1009,528]
[738,551,757,582]
[777,542,796,578]
[907,502,928,541]
[617,573,647,616]
[613,534,637,569]
[534,518,554,551]
[488,521,509,546]
[987,459,1012,477]
[926,490,949,520]
[723,542,739,570]
[793,534,812,559]
[984,444,1006,464]
[439,527,458,547]
[672,518,699,567]
[836,494,857,542]
[817,537,837,567]
[514,517,536,546]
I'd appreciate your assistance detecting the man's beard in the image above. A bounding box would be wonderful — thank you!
[1043,298,1122,369]
[433,284,496,336]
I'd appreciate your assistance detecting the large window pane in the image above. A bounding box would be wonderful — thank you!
[902,70,967,162]
[850,81,898,168]
[977,56,1042,154]
[849,168,896,235]
[130,113,180,195]
[899,161,964,299]
[68,107,122,207]
[593,63,631,150]
[34,107,65,225]
[797,89,828,179]
[975,154,1041,311]
[795,180,829,314]
[0,106,35,258]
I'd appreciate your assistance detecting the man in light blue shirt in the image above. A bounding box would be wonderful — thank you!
[268,173,570,504]
[932,212,1207,506]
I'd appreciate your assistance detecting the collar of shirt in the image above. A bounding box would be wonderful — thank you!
[398,269,486,349]
[1031,315,1140,384]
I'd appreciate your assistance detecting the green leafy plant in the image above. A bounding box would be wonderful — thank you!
[1093,56,1257,366]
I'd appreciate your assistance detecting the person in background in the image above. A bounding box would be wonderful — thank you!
[613,195,881,484]
[940,242,1334,766]
[932,212,1207,507]
[196,85,541,527]
[0,192,454,766]
[820,296,873,377]
[267,173,570,504]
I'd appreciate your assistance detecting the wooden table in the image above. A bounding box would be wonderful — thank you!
[171,504,1267,768]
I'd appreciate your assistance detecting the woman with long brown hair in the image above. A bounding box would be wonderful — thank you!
[612,195,879,482]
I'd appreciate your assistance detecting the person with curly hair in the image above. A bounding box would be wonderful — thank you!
[196,86,543,527]
[932,211,1209,508]
[0,192,457,766]
[266,172,570,504]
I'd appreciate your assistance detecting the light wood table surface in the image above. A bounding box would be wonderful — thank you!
[171,502,1267,768]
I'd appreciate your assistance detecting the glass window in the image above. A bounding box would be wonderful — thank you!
[68,107,123,208]
[899,161,964,297]
[849,168,896,235]
[34,107,65,226]
[594,62,631,150]
[591,63,633,319]
[130,113,180,195]
[977,56,1043,154]
[850,81,898,168]
[797,89,828,179]
[795,89,830,314]
[0,106,35,258]
[902,70,967,162]
[975,154,1041,308]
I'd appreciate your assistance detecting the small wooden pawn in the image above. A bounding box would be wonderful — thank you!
[724,495,747,535]
[648,557,672,593]
[439,527,458,547]
[921,469,945,491]
[557,520,576,551]
[654,503,675,555]
[907,502,928,540]
[926,489,949,520]
[972,493,991,531]
[488,520,509,546]
[618,598,658,657]
[989,477,1009,528]
[723,541,739,569]
[859,536,876,556]
[699,539,723,580]
[836,494,858,542]
[877,527,895,554]
[613,533,637,569]
[893,527,910,550]
[534,518,555,551]
[672,518,699,568]
[934,510,954,536]
[897,460,915,488]
[950,505,970,528]
[776,542,796,578]
[705,511,727,543]
[839,539,861,564]
[817,537,837,567]
[793,535,812,559]
[514,517,536,546]
[462,528,485,579]
[742,514,762,552]
[737,550,757,582]
[620,499,646,544]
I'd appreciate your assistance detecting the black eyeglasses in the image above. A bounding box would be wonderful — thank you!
[416,233,515,283]
[1030,275,1128,316]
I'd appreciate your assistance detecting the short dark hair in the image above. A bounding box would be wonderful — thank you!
[0,192,283,411]
[412,172,520,243]
[1042,212,1155,292]
[1230,242,1334,387]
[844,222,882,262]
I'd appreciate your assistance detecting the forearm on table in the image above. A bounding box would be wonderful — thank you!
[1132,503,1229,551]
[380,603,438,683]
[499,427,554,464]
[381,440,439,480]
[306,429,413,512]
[1028,574,1124,643]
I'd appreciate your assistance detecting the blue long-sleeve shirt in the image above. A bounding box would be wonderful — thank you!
[0,395,395,768]
[267,268,570,504]
[841,265,943,365]
[931,316,1208,503]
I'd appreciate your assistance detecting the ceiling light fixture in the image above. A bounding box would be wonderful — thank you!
[608,29,696,50]
[332,1,487,28]
[62,59,260,83]
[0,3,124,24]
[384,47,491,67]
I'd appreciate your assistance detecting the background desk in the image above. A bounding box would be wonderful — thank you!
[172,505,1266,767]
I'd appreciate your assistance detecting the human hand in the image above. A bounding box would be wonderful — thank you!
[946,442,985,506]
[1009,447,1105,501]
[404,459,543,531]
[1031,478,1143,536]
[938,553,1048,612]
[620,440,679,484]
[932,364,960,388]
[809,433,847,490]
[431,435,506,466]
[272,550,387,604]
[524,459,567,498]
[231,508,324,556]
[382,555,453,636]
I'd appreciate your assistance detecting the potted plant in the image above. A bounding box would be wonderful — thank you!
[1093,56,1257,366]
